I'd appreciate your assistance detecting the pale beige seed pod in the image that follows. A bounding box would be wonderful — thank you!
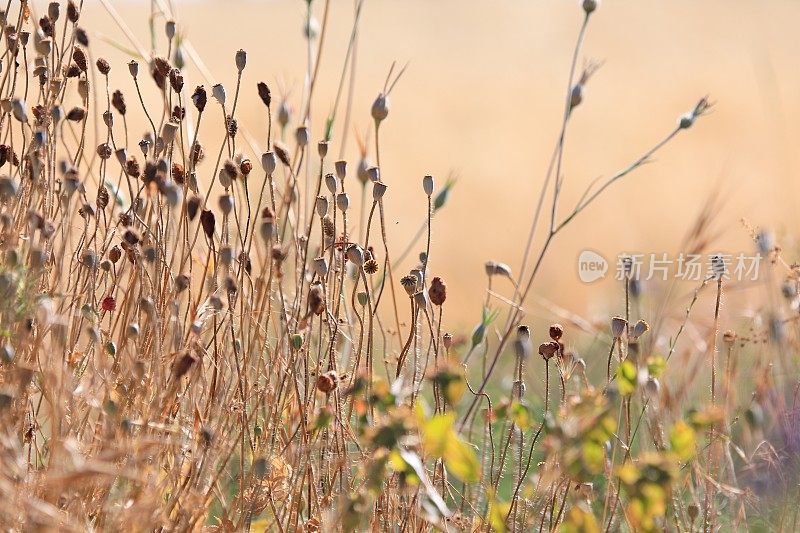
[336,192,350,212]
[212,84,226,106]
[235,49,247,72]
[422,175,434,196]
[611,316,627,338]
[346,245,365,266]
[484,261,513,279]
[161,122,178,144]
[335,160,347,180]
[373,182,387,201]
[325,173,338,195]
[295,126,309,147]
[371,93,389,122]
[632,319,650,340]
[11,98,28,123]
[218,168,232,189]
[78,79,89,101]
[36,38,52,56]
[313,256,329,278]
[315,196,329,218]
[261,152,277,174]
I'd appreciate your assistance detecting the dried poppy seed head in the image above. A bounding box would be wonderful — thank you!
[335,160,347,181]
[443,333,454,350]
[538,341,559,361]
[239,158,252,176]
[357,157,371,184]
[414,290,429,308]
[372,182,387,201]
[257,82,271,107]
[96,57,110,75]
[582,0,599,14]
[313,256,329,278]
[169,69,183,93]
[36,37,52,57]
[73,47,87,71]
[316,370,339,394]
[549,323,564,341]
[212,84,226,105]
[161,122,178,144]
[318,140,328,159]
[314,196,329,218]
[632,319,649,340]
[308,282,325,315]
[261,152,277,174]
[66,106,85,122]
[371,93,389,122]
[192,85,207,112]
[346,245,365,266]
[260,220,275,243]
[336,192,350,212]
[218,194,234,215]
[165,20,176,40]
[429,277,447,306]
[400,275,417,296]
[112,90,126,115]
[278,100,291,127]
[367,166,380,183]
[364,259,379,274]
[611,316,627,338]
[235,49,247,72]
[484,261,513,279]
[422,175,434,196]
[325,173,338,195]
[295,126,309,147]
[48,2,60,21]
[128,60,139,78]
[67,1,80,22]
[96,143,112,160]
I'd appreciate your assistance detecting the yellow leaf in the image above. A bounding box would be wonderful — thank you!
[616,360,637,396]
[669,420,696,462]
[561,504,600,533]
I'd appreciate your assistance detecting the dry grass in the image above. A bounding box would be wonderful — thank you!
[0,1,798,531]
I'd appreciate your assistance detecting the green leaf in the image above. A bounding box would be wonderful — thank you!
[616,360,637,396]
[669,420,696,462]
[510,401,531,431]
[421,413,480,483]
[646,355,666,378]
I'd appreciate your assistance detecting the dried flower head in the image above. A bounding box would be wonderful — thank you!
[429,277,447,306]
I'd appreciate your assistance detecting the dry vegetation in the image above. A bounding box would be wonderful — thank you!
[0,0,798,531]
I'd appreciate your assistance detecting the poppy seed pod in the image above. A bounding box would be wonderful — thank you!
[346,244,365,266]
[443,333,453,350]
[212,84,226,106]
[235,49,247,72]
[372,182,387,201]
[357,157,371,184]
[318,141,328,159]
[295,126,309,147]
[36,37,52,57]
[632,319,649,340]
[315,196,328,217]
[429,277,446,306]
[371,93,389,122]
[261,152,277,174]
[218,194,233,215]
[11,99,28,123]
[582,0,599,14]
[611,316,627,338]
[367,166,380,183]
[128,60,139,78]
[176,275,190,293]
[161,122,178,144]
[308,282,325,315]
[316,370,339,394]
[422,175,434,196]
[325,173,338,195]
[96,58,110,75]
[400,275,417,296]
[257,82,271,107]
[218,168,232,189]
[192,85,207,112]
[414,290,429,308]
[549,323,564,341]
[336,192,350,212]
[278,101,291,127]
[484,261,513,278]
[260,220,275,242]
[514,325,532,360]
[165,20,176,40]
[538,341,559,360]
[313,256,329,278]
[335,160,347,180]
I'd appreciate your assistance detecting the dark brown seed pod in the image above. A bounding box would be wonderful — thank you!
[96,186,109,209]
[123,228,141,246]
[75,27,88,46]
[257,82,272,107]
[223,160,238,181]
[238,252,252,275]
[96,143,112,160]
[172,350,198,379]
[67,1,80,22]
[190,141,204,165]
[549,323,564,341]
[226,116,238,138]
[65,64,81,78]
[187,196,201,221]
[322,216,334,238]
[171,163,185,185]
[39,17,54,38]
[316,370,339,394]
[429,276,447,306]
[96,58,111,75]
[72,47,87,71]
[169,68,183,93]
[112,90,126,115]
[108,245,121,263]
[200,209,215,240]
[308,283,325,316]
[364,259,379,275]
[273,142,291,167]
[239,158,252,176]
[171,105,185,121]
[192,85,207,112]
[118,212,132,227]
[66,107,86,122]
[538,341,559,361]
[125,157,140,178]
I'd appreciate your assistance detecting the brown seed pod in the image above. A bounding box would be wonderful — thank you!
[191,141,204,165]
[66,107,86,122]
[73,47,87,71]
[96,143,112,160]
[172,350,198,379]
[316,370,339,394]
[549,323,564,341]
[112,90,126,115]
[429,276,447,306]
[125,157,140,178]
[96,58,110,75]
[123,228,141,246]
[65,64,81,78]
[223,160,238,181]
[364,259,379,275]
[108,245,122,263]
[538,341,559,361]
[200,209,215,240]
[322,216,334,238]
[96,186,109,209]
[226,116,238,138]
[67,1,80,22]
[308,283,325,316]
[171,162,185,185]
[192,85,207,112]
[187,196,201,221]
[169,68,183,93]
[257,82,271,107]
[239,158,252,176]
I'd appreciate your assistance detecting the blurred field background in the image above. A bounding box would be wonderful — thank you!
[71,0,800,326]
